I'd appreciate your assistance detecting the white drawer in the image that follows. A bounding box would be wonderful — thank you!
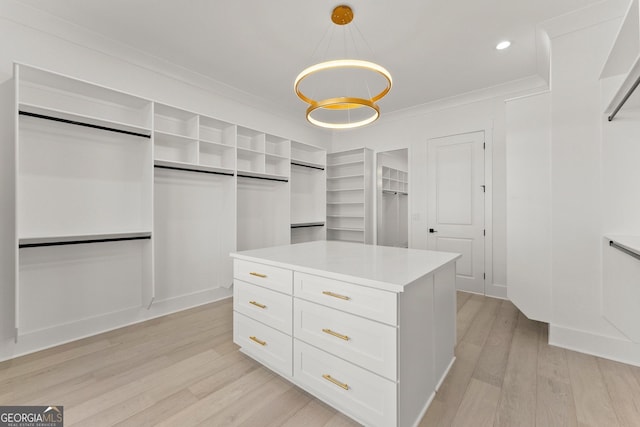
[234,259,292,295]
[294,299,397,380]
[294,340,397,427]
[294,272,397,325]
[234,279,292,335]
[234,312,292,378]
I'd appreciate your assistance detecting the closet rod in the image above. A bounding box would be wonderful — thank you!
[291,222,325,228]
[291,161,325,171]
[154,164,234,176]
[237,174,288,183]
[609,240,640,261]
[607,74,640,121]
[19,235,151,249]
[19,111,151,138]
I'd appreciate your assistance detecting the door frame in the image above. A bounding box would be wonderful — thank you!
[422,128,496,297]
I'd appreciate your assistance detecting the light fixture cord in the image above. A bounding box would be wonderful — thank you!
[351,21,375,101]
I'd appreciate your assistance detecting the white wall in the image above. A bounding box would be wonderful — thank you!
[331,78,548,298]
[0,0,329,360]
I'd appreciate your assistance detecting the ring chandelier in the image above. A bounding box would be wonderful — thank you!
[294,5,392,130]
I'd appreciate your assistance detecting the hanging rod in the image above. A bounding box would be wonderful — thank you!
[607,73,640,121]
[237,174,288,183]
[291,161,325,171]
[291,222,325,228]
[154,164,234,176]
[609,240,640,261]
[19,234,151,249]
[19,111,151,138]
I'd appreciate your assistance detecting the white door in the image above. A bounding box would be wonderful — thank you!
[427,131,485,294]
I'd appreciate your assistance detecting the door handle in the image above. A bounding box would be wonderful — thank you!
[429,228,438,233]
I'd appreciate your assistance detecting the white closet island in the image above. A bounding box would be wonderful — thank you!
[231,241,460,427]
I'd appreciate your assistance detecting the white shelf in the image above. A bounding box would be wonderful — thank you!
[19,231,152,248]
[327,215,365,218]
[328,160,365,167]
[154,130,198,143]
[327,188,364,192]
[199,137,234,147]
[327,227,364,232]
[265,152,289,160]
[154,159,234,176]
[327,174,364,180]
[237,146,265,155]
[327,202,364,205]
[19,103,151,137]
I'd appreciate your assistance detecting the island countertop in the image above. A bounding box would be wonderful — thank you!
[230,240,460,292]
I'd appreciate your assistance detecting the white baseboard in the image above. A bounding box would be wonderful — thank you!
[435,356,456,391]
[412,391,436,427]
[549,324,640,368]
[486,282,508,299]
[0,287,233,363]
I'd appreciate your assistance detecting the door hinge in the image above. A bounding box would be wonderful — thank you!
[481,185,486,193]
[483,229,486,236]
[483,273,486,280]
[483,142,486,149]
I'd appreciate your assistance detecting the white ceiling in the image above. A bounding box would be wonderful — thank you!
[20,0,602,120]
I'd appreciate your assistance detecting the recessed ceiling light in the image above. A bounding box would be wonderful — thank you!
[496,41,511,50]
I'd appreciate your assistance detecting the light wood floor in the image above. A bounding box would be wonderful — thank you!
[1,293,640,426]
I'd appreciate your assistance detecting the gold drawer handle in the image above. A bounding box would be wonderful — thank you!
[249,301,267,309]
[322,291,350,301]
[250,272,267,278]
[322,374,349,390]
[322,328,350,341]
[249,336,266,346]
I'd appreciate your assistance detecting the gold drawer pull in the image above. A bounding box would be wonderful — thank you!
[250,272,267,278]
[322,374,349,390]
[249,301,267,309]
[249,336,266,346]
[322,291,350,301]
[322,328,350,341]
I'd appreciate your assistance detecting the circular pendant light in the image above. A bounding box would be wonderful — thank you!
[294,5,392,129]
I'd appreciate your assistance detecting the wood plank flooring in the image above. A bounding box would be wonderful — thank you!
[1,293,640,426]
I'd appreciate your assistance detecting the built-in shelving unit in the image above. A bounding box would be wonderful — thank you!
[10,63,325,355]
[290,141,327,243]
[381,166,408,195]
[15,63,154,338]
[326,148,374,244]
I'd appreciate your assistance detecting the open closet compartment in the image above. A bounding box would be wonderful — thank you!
[599,0,640,344]
[14,63,154,339]
[376,149,409,248]
[326,148,374,244]
[290,141,326,244]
